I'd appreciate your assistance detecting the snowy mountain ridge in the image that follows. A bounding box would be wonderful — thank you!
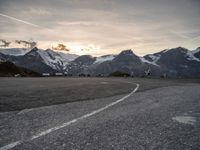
[0,46,200,78]
[0,48,31,56]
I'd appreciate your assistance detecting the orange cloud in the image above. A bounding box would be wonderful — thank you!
[53,43,70,51]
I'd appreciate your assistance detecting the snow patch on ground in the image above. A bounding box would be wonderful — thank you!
[140,57,160,67]
[148,54,161,62]
[186,51,200,62]
[94,55,115,64]
[172,116,196,125]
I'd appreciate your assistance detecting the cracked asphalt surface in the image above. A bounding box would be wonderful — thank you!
[0,78,200,150]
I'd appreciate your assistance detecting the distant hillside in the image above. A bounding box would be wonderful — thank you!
[0,61,41,77]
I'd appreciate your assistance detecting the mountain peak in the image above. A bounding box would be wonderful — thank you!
[30,47,39,52]
[114,49,141,64]
[120,49,134,56]
[176,46,186,49]
[175,47,188,51]
[25,47,40,56]
[164,47,188,54]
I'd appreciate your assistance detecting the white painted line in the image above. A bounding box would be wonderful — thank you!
[0,83,139,150]
[32,83,139,139]
[172,116,196,125]
[0,141,21,150]
[17,108,34,115]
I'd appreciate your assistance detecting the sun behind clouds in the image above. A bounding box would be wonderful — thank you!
[67,43,101,55]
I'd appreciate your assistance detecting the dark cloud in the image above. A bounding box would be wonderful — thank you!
[0,39,11,47]
[15,40,37,48]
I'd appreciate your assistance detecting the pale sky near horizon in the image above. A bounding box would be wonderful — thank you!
[0,0,200,56]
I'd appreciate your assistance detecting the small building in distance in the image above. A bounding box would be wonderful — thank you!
[42,73,50,77]
[55,73,63,76]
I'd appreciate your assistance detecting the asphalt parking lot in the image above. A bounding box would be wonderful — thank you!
[0,77,199,150]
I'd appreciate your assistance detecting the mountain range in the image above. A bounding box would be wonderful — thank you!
[0,47,200,78]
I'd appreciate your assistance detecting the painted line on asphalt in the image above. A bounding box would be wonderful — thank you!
[17,108,34,115]
[0,83,139,150]
[0,141,21,150]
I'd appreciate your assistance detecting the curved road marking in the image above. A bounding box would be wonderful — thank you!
[0,142,21,150]
[0,83,139,150]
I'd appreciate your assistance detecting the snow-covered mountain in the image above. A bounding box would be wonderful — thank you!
[64,54,116,74]
[64,47,200,77]
[143,47,200,66]
[187,47,200,62]
[142,47,200,77]
[0,46,200,78]
[91,49,161,76]
[0,48,31,56]
[46,49,78,62]
[25,48,78,71]
[0,47,78,73]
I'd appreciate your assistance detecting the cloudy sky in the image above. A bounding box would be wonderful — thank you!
[0,0,200,56]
